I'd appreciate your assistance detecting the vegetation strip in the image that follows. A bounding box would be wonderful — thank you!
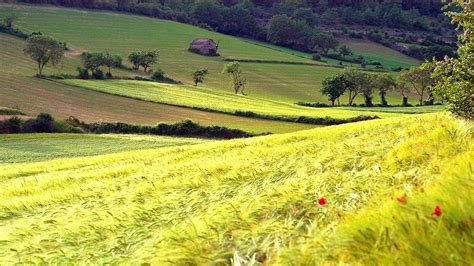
[0,113,260,139]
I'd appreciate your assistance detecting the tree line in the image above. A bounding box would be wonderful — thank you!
[321,62,437,107]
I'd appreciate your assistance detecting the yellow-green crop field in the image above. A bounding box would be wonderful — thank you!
[62,79,405,119]
[0,134,209,163]
[1,113,472,264]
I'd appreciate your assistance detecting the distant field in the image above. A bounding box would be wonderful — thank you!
[0,5,419,104]
[0,134,209,163]
[62,79,406,119]
[0,114,472,264]
[335,105,445,114]
[339,38,421,69]
[0,34,319,134]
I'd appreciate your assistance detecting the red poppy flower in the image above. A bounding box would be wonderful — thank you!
[432,205,441,217]
[396,196,406,204]
[318,197,326,206]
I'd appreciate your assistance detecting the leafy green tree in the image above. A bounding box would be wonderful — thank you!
[127,50,159,72]
[128,51,141,70]
[193,68,209,86]
[267,15,297,46]
[292,7,316,26]
[223,62,247,95]
[81,52,104,76]
[342,69,369,106]
[432,0,473,119]
[24,35,65,77]
[373,74,396,106]
[400,61,435,105]
[361,75,375,107]
[139,50,159,73]
[102,51,121,77]
[312,33,339,55]
[320,73,347,106]
[395,77,411,106]
[338,45,353,59]
[192,0,223,29]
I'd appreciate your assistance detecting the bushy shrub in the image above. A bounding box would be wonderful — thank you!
[83,120,255,139]
[151,69,165,81]
[1,117,22,133]
[92,69,104,79]
[77,67,90,79]
[311,53,321,61]
[24,112,55,133]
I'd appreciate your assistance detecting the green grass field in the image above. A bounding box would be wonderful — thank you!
[0,5,420,104]
[62,79,407,119]
[339,38,421,69]
[0,134,209,163]
[0,113,472,264]
[0,34,320,134]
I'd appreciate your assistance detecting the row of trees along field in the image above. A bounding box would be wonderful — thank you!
[12,0,456,61]
[320,62,436,107]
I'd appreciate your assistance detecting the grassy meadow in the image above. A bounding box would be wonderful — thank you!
[0,5,420,104]
[0,113,472,263]
[0,134,209,163]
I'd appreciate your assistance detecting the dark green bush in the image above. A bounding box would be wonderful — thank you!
[77,67,90,79]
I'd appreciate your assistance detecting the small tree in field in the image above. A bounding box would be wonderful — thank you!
[103,50,122,78]
[223,62,247,95]
[24,35,65,77]
[128,52,141,70]
[400,61,435,105]
[374,74,396,106]
[312,33,339,55]
[193,68,209,86]
[342,69,368,106]
[338,45,353,59]
[81,52,104,78]
[395,77,411,106]
[139,50,159,73]
[321,73,346,106]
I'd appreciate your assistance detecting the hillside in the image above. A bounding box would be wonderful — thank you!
[0,33,321,134]
[0,114,472,263]
[0,5,419,104]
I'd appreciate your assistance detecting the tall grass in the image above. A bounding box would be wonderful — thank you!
[0,114,472,264]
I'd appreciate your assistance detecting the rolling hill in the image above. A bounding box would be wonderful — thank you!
[0,4,420,104]
[0,113,472,263]
[0,33,320,134]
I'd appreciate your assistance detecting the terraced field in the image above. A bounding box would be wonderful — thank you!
[0,114,472,264]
